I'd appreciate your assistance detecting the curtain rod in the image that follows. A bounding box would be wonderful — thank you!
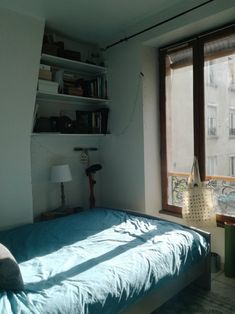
[104,0,215,50]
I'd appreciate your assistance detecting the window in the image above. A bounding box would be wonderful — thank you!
[228,57,235,91]
[229,108,235,135]
[206,60,217,87]
[159,23,235,221]
[230,156,235,176]
[207,104,217,136]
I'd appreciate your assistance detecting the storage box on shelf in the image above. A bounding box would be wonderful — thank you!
[33,52,109,136]
[38,80,59,93]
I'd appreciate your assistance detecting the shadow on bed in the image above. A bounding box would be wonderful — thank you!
[24,228,161,292]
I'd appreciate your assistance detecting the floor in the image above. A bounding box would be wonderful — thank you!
[211,270,235,300]
[153,271,235,314]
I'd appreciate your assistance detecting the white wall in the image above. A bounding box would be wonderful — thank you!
[31,135,102,217]
[100,41,146,211]
[0,8,44,229]
[100,1,235,263]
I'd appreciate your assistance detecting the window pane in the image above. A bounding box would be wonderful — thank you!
[165,46,194,206]
[204,34,235,216]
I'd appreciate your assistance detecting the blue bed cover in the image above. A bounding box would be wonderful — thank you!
[0,208,209,314]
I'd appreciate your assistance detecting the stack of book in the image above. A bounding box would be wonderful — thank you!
[82,77,107,99]
[62,72,107,99]
[63,73,83,96]
[76,108,109,134]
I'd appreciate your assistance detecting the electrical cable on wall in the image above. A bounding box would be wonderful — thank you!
[104,0,215,50]
[115,72,144,136]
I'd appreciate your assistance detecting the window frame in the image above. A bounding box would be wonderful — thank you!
[159,23,235,225]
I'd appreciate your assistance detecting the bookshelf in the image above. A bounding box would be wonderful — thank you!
[31,133,107,137]
[32,53,109,136]
[36,91,109,104]
[41,54,107,75]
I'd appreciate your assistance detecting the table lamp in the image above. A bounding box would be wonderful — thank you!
[51,164,72,210]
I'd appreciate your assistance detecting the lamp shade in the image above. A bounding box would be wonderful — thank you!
[50,164,72,183]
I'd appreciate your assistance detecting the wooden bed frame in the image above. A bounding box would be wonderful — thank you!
[118,209,211,314]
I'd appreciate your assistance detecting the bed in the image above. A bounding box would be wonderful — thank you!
[0,207,211,314]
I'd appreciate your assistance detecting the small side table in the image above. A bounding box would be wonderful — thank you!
[40,207,83,221]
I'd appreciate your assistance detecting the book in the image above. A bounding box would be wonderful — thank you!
[76,110,93,133]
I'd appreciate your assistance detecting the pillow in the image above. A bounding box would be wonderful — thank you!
[0,243,24,292]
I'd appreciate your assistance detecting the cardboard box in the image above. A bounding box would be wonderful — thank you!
[42,42,64,57]
[39,69,52,81]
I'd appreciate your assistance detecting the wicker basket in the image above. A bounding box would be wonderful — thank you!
[182,157,216,227]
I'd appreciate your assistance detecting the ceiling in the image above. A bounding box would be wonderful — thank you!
[0,0,208,45]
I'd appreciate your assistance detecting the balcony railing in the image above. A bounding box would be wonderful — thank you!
[168,171,235,217]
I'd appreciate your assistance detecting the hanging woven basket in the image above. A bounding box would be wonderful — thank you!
[182,157,216,227]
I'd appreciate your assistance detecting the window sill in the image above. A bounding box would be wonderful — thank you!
[159,209,182,219]
[159,210,235,228]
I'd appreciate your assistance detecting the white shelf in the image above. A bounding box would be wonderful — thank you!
[36,91,109,105]
[31,133,108,137]
[34,52,109,136]
[41,54,107,75]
